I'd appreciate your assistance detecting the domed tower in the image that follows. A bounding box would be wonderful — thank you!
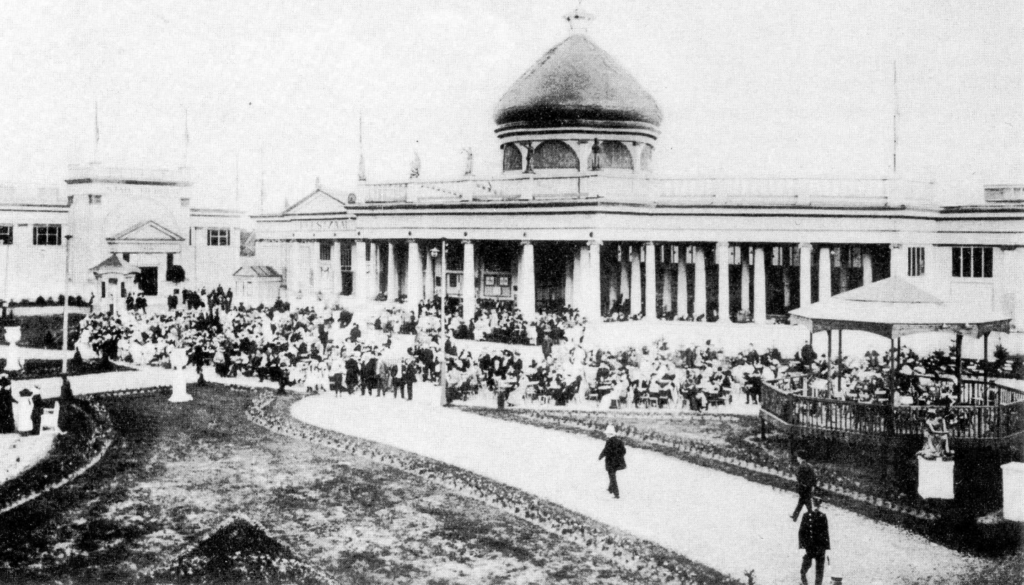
[494,12,661,175]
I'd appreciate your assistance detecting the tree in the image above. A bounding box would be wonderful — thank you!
[166,265,186,284]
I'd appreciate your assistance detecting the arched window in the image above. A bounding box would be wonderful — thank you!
[598,141,633,170]
[533,141,579,170]
[639,144,654,171]
[502,144,523,172]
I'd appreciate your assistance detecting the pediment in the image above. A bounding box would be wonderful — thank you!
[283,189,352,216]
[109,220,184,242]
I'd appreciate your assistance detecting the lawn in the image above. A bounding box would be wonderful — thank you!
[0,386,720,584]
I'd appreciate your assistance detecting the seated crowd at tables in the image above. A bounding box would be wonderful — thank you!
[377,297,586,347]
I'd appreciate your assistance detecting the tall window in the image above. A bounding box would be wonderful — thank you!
[319,241,332,261]
[952,246,993,278]
[33,224,61,246]
[207,229,230,246]
[907,247,925,277]
[0,225,11,245]
[339,244,353,295]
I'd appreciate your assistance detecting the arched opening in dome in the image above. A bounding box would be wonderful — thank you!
[639,144,654,172]
[598,141,633,170]
[502,144,523,172]
[533,141,579,171]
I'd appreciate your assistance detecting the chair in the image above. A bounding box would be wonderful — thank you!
[40,401,61,434]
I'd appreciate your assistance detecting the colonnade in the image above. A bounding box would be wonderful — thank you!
[284,238,883,324]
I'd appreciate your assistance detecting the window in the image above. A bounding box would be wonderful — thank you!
[907,247,925,277]
[88,194,102,204]
[181,198,190,208]
[0,225,11,245]
[952,246,993,278]
[207,229,230,246]
[320,241,332,261]
[33,224,61,246]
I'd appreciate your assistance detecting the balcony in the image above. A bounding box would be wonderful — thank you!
[358,174,942,208]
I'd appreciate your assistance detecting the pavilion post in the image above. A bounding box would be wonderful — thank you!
[827,329,833,395]
[837,329,843,395]
[983,332,989,396]
[955,333,963,398]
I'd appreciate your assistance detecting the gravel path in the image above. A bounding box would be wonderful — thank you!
[292,393,987,585]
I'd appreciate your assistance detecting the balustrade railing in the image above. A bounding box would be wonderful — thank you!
[360,174,942,207]
[761,382,1024,443]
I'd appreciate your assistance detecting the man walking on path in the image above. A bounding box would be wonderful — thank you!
[798,496,830,585]
[791,452,817,521]
[598,424,627,499]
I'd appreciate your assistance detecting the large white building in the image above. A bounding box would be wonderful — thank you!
[2,29,1023,337]
[252,31,1024,333]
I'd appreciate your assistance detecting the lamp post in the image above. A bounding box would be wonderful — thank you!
[61,234,73,374]
[430,242,448,406]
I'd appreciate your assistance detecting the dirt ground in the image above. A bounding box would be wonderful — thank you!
[0,386,697,584]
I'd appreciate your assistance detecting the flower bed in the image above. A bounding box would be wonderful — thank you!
[462,407,941,523]
[0,398,115,517]
[246,391,740,585]
[150,515,336,585]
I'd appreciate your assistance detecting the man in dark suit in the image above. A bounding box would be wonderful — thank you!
[598,424,627,499]
[798,496,830,585]
[791,452,818,521]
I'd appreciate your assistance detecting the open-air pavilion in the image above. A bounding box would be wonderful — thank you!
[760,277,1023,447]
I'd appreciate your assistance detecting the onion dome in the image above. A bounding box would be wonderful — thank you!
[494,34,662,132]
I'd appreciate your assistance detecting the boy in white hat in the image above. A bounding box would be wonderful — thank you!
[598,424,627,499]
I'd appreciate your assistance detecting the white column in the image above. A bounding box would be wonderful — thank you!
[818,246,832,301]
[607,249,620,311]
[518,241,536,319]
[572,245,583,309]
[740,247,751,314]
[587,240,602,319]
[629,246,642,316]
[619,252,629,298]
[352,240,366,301]
[694,247,707,319]
[753,246,767,324]
[661,262,673,313]
[799,243,813,308]
[717,242,731,322]
[425,246,436,299]
[332,241,342,295]
[406,240,422,306]
[367,242,380,299]
[863,249,874,285]
[462,240,475,322]
[676,251,689,318]
[564,257,574,307]
[890,243,906,279]
[386,242,398,301]
[644,241,656,320]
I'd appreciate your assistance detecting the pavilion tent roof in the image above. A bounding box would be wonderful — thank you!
[90,254,141,277]
[789,276,1011,339]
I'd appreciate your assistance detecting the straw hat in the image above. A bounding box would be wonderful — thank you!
[604,424,617,437]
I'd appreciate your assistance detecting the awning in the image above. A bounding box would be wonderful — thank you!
[789,277,1011,339]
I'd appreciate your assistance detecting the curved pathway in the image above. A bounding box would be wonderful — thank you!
[293,393,986,585]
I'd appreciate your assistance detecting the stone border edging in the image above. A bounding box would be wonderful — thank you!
[245,390,741,585]
[0,400,116,518]
[472,407,939,522]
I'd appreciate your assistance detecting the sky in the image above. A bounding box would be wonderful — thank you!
[0,0,1021,210]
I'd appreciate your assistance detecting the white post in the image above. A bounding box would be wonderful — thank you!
[406,240,422,306]
[644,241,656,320]
[676,251,689,318]
[587,240,602,319]
[518,240,536,319]
[818,246,833,301]
[694,247,707,319]
[717,242,731,322]
[753,246,767,324]
[425,246,435,299]
[863,248,874,285]
[332,241,342,296]
[352,240,366,301]
[462,240,475,322]
[629,246,642,316]
[740,246,751,315]
[799,243,813,307]
[386,242,398,301]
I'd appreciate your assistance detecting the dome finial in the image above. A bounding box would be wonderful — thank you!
[565,2,594,34]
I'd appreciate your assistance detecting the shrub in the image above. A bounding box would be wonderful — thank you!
[166,264,186,284]
[993,344,1010,364]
